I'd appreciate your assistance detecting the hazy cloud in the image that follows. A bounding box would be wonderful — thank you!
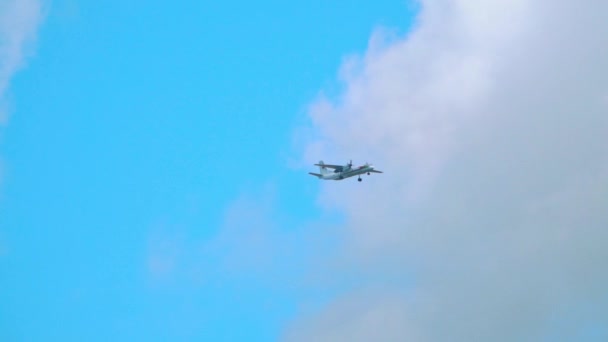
[146,225,187,282]
[293,0,608,340]
[286,290,417,342]
[144,186,311,292]
[0,0,43,123]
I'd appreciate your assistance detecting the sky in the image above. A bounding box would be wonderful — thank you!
[0,0,415,341]
[2,0,608,341]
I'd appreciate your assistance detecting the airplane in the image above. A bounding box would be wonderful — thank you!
[308,160,383,182]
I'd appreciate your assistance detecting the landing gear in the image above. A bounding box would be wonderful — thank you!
[358,177,362,182]
[367,172,370,175]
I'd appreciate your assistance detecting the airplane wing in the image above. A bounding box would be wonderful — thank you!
[369,170,383,173]
[308,172,322,177]
[314,163,342,169]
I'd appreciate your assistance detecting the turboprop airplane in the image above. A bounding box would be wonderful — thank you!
[308,160,383,182]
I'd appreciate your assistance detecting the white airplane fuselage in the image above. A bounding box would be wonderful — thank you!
[323,165,374,180]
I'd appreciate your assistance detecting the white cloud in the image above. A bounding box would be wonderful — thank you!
[293,0,608,340]
[0,0,43,123]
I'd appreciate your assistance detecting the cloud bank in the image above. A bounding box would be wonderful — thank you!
[292,0,608,340]
[0,0,43,122]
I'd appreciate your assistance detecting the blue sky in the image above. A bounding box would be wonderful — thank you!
[1,1,415,340]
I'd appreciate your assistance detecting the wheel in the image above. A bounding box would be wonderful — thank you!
[358,178,362,182]
[367,172,370,175]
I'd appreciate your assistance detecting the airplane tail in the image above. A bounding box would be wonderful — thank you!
[318,160,329,175]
